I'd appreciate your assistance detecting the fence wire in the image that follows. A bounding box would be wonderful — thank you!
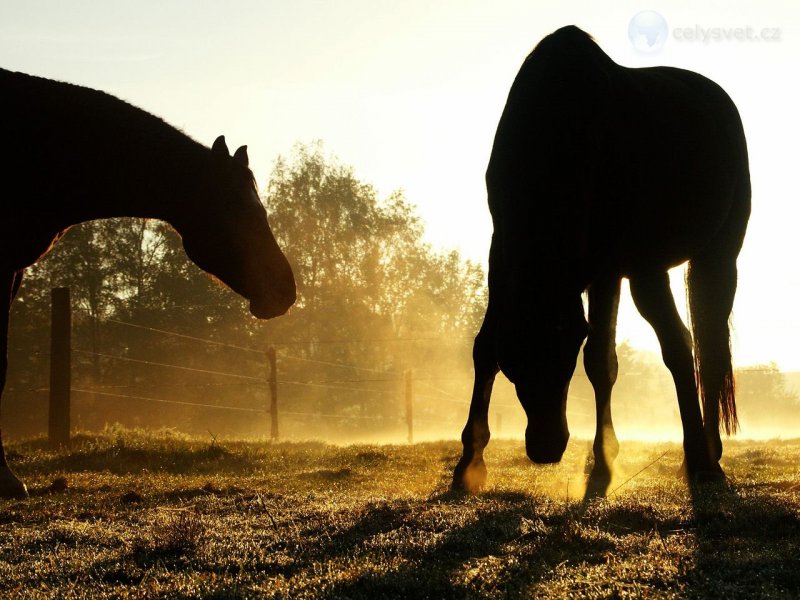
[62,317,475,436]
[49,312,767,438]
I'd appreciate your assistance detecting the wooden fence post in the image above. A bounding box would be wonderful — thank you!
[267,347,278,440]
[404,369,413,444]
[49,287,71,448]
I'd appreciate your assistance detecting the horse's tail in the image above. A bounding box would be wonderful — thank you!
[686,259,738,437]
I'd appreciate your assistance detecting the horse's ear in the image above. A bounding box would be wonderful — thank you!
[212,135,229,156]
[233,145,249,167]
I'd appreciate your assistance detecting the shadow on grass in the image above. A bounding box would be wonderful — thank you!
[276,489,615,597]
[6,433,800,597]
[313,483,800,598]
[687,482,800,597]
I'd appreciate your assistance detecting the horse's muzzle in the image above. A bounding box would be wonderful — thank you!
[525,425,569,464]
[249,279,296,319]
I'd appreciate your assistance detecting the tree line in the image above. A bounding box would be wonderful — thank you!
[4,142,798,441]
[5,143,486,439]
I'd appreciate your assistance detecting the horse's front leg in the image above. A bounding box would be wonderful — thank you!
[0,270,29,498]
[583,277,621,494]
[452,325,499,492]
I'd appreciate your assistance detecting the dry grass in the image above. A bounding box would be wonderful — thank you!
[1,427,799,598]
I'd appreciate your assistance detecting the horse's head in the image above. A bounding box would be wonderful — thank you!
[498,290,587,464]
[180,136,296,319]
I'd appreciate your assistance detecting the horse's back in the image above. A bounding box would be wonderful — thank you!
[1,67,194,175]
[484,29,750,278]
[1,68,199,210]
[0,69,71,263]
[1,68,89,141]
[598,65,749,272]
[1,68,109,198]
[0,68,203,269]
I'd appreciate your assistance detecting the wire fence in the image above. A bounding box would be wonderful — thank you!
[52,305,493,441]
[24,289,793,445]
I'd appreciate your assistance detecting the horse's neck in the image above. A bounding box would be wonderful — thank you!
[10,70,213,232]
[63,136,212,231]
[99,148,211,230]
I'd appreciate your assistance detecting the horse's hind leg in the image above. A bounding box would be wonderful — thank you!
[583,277,621,486]
[0,270,28,498]
[630,271,720,480]
[452,321,499,492]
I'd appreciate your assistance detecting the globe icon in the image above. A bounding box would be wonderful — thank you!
[628,11,668,53]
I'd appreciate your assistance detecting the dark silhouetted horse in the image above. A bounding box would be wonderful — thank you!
[0,68,296,497]
[453,26,750,493]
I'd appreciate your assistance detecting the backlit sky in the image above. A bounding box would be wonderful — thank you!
[2,1,798,368]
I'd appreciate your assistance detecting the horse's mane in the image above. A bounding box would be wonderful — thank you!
[1,68,257,206]
[1,68,203,156]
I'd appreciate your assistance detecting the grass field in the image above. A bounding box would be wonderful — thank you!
[1,428,799,598]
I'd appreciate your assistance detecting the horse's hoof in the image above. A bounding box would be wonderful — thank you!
[588,463,612,485]
[691,468,727,486]
[0,468,29,500]
[682,459,727,486]
[584,463,613,498]
[452,458,487,493]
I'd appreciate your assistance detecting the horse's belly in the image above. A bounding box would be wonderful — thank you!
[597,197,730,275]
[0,219,65,271]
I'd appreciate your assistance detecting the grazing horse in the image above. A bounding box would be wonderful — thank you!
[453,26,750,492]
[0,68,297,497]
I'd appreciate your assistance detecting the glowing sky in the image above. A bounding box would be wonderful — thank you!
[2,1,798,368]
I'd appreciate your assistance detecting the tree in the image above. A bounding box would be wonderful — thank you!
[263,142,484,353]
[735,363,800,435]
[5,142,488,439]
[261,143,486,429]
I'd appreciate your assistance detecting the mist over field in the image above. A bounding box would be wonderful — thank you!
[5,144,799,447]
